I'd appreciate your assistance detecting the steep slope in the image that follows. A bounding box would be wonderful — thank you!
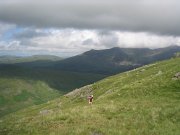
[0,58,179,135]
[53,46,180,75]
[0,65,106,117]
[0,77,61,117]
[0,64,106,92]
[54,47,134,75]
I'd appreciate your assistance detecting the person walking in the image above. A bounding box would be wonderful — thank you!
[88,95,93,105]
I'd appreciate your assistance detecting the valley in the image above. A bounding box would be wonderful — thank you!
[0,57,179,135]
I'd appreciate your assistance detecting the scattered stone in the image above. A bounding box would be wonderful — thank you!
[174,72,180,78]
[172,72,180,80]
[105,89,112,94]
[140,69,145,72]
[39,109,53,115]
[91,131,103,135]
[65,85,93,99]
[57,103,62,107]
[156,70,163,76]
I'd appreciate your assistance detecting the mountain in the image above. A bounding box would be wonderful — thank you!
[0,54,106,92]
[0,64,106,92]
[0,46,179,117]
[0,54,106,117]
[0,64,106,117]
[0,55,62,64]
[0,57,179,135]
[53,46,180,75]
[1,46,179,75]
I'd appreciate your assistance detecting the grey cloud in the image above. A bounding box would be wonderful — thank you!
[0,22,16,36]
[82,31,119,47]
[97,30,114,36]
[10,28,49,47]
[19,39,36,47]
[82,39,96,46]
[97,31,119,47]
[0,0,180,36]
[13,29,48,40]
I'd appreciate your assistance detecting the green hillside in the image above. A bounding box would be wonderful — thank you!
[0,78,61,117]
[0,55,106,117]
[0,65,106,92]
[0,58,180,135]
[0,66,106,117]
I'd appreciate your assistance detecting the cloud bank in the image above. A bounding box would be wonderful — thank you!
[1,27,180,56]
[0,0,180,56]
[0,0,180,35]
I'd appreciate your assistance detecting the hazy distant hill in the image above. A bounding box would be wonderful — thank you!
[1,46,179,75]
[53,46,180,75]
[0,55,62,64]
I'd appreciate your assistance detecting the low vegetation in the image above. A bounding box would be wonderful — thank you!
[0,55,106,117]
[0,78,61,117]
[0,67,105,117]
[0,58,179,135]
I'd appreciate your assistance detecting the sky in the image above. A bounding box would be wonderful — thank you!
[0,0,180,57]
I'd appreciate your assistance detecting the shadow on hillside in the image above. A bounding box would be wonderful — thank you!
[0,64,107,93]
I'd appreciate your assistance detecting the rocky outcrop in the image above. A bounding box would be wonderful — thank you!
[172,72,180,80]
[39,109,53,115]
[65,85,93,99]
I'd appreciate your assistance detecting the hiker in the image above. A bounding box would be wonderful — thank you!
[88,95,93,105]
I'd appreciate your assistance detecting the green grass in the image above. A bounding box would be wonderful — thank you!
[0,58,180,135]
[0,62,106,117]
[0,96,6,105]
[0,78,61,117]
[0,65,106,92]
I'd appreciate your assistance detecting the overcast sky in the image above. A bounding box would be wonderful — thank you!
[0,0,180,56]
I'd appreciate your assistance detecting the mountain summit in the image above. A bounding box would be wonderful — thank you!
[54,46,180,75]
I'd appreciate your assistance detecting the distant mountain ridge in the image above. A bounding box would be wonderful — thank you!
[0,55,62,64]
[0,46,179,118]
[53,46,180,75]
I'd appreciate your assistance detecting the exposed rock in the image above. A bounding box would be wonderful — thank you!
[172,72,180,80]
[91,131,103,135]
[65,85,93,99]
[140,69,145,72]
[39,109,53,115]
[174,72,180,78]
[156,71,162,76]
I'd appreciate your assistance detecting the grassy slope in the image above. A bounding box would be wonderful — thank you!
[0,58,180,135]
[0,65,106,92]
[0,67,106,117]
[0,78,61,117]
